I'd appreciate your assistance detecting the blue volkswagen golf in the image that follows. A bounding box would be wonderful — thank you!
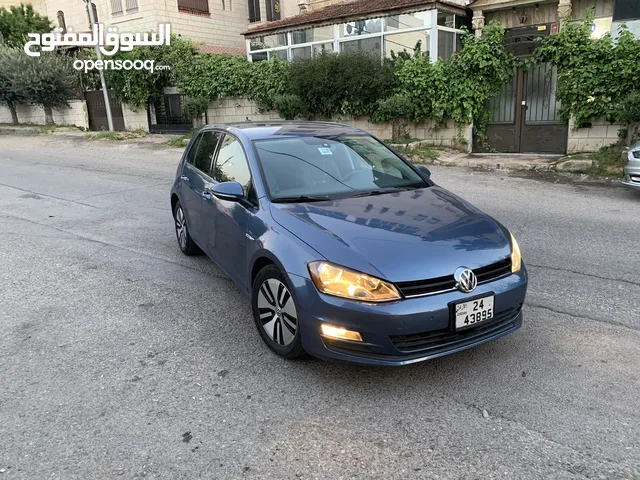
[170,122,528,366]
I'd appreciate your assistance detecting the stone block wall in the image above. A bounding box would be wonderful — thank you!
[567,118,622,153]
[206,97,467,149]
[0,100,89,129]
[122,103,149,131]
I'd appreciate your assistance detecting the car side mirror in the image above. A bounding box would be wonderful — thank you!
[211,181,245,201]
[417,165,431,178]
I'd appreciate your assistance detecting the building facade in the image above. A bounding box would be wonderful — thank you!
[241,0,638,154]
[242,0,470,63]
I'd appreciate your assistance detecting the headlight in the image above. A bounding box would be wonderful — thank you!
[631,150,640,159]
[510,232,522,273]
[308,261,401,302]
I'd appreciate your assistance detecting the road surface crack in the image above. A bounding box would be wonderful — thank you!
[527,263,640,288]
[525,302,640,332]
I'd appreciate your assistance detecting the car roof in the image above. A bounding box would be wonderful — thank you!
[200,121,370,141]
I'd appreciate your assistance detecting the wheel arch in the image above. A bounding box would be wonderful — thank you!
[170,193,180,214]
[249,251,288,288]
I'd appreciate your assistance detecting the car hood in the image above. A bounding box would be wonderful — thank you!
[269,186,512,283]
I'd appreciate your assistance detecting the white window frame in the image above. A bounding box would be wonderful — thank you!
[245,9,467,63]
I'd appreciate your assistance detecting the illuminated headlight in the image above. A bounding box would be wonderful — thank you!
[510,232,522,273]
[308,261,401,302]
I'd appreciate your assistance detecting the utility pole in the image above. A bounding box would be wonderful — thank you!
[85,0,114,131]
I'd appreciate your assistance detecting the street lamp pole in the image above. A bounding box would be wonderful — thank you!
[85,0,114,131]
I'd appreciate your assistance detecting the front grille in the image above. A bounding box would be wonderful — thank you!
[395,257,512,298]
[390,304,522,353]
[474,257,512,283]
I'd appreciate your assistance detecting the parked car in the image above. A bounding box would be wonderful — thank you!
[170,122,528,366]
[621,142,640,191]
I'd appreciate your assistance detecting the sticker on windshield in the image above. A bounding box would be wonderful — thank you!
[318,147,333,155]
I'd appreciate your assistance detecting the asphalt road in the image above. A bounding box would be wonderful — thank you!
[1,134,639,480]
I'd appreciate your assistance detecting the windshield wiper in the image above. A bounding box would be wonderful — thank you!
[272,195,331,203]
[347,187,417,198]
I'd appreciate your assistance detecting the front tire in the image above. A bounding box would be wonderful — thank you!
[173,200,200,256]
[252,265,305,359]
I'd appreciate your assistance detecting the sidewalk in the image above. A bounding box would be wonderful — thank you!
[397,143,594,173]
[435,151,561,171]
[0,124,184,146]
[1,124,598,173]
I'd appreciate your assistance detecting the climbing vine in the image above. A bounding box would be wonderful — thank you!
[536,11,640,142]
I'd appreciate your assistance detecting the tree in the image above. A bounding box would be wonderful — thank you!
[104,35,199,108]
[0,47,30,124]
[0,4,52,49]
[14,53,79,124]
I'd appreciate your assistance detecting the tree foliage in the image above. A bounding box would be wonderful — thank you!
[536,11,640,130]
[15,53,79,123]
[394,22,516,127]
[0,3,52,49]
[286,51,397,118]
[104,35,198,108]
[0,46,30,123]
[0,47,77,124]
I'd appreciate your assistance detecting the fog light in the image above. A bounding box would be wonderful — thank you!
[631,176,640,183]
[320,324,363,342]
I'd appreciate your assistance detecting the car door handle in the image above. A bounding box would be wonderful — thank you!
[180,175,190,182]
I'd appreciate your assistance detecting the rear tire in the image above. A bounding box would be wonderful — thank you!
[252,265,305,359]
[173,200,200,256]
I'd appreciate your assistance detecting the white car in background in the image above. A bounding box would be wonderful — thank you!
[622,142,640,191]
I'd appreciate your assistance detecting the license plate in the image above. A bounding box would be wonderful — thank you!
[454,295,494,330]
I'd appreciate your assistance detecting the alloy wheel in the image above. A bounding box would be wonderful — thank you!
[257,278,298,346]
[175,207,187,250]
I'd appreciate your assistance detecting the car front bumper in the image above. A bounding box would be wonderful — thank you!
[289,266,528,366]
[621,160,640,190]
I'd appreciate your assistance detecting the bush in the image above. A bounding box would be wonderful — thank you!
[395,22,516,127]
[371,94,414,140]
[245,58,289,111]
[178,53,250,101]
[286,51,397,119]
[272,94,305,120]
[184,96,209,118]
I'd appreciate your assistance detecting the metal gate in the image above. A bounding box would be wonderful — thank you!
[85,90,125,131]
[478,64,568,154]
[148,94,193,133]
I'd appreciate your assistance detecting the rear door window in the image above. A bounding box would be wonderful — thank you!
[190,131,221,175]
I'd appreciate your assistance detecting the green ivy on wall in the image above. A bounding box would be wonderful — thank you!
[536,10,640,140]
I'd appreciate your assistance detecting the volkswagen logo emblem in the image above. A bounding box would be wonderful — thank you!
[454,267,477,293]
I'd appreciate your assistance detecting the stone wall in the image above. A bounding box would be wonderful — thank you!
[121,103,149,131]
[206,98,468,150]
[0,100,89,129]
[567,118,622,153]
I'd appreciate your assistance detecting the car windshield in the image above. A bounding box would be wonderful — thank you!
[253,134,427,201]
